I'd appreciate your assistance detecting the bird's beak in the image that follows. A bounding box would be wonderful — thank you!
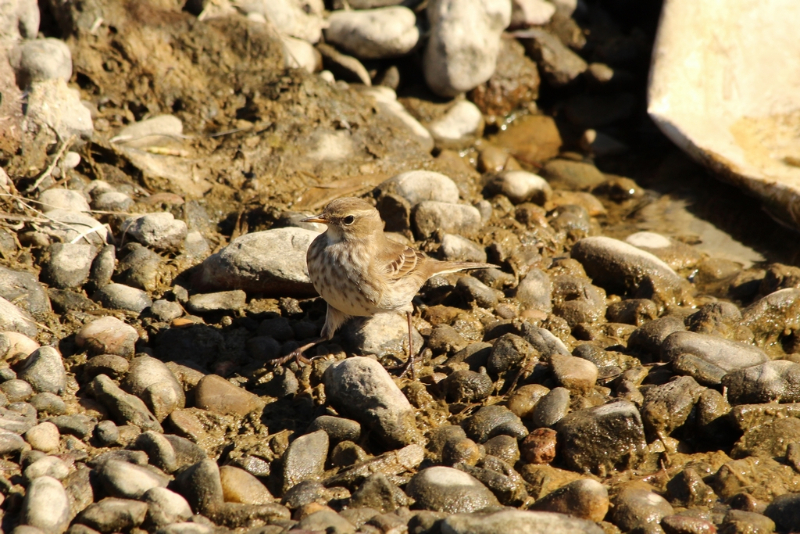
[302,213,328,224]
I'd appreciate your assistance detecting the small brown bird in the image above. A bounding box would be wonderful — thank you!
[276,196,494,378]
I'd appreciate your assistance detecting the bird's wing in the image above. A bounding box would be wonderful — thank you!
[379,238,426,280]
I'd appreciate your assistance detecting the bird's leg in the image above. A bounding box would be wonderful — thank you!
[397,311,417,380]
[270,337,324,367]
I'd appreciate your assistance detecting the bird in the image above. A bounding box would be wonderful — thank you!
[273,196,495,379]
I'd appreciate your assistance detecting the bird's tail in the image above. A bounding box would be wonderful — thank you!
[430,261,498,276]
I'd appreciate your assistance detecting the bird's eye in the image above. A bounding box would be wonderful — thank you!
[343,215,355,225]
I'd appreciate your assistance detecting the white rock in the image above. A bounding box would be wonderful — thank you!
[379,170,460,205]
[11,38,72,88]
[0,331,40,361]
[123,212,188,252]
[0,0,39,40]
[325,6,419,60]
[625,231,672,249]
[423,0,512,97]
[364,87,433,152]
[511,0,556,28]
[38,188,90,213]
[306,131,354,161]
[24,78,93,140]
[0,297,37,338]
[62,151,81,169]
[319,70,336,83]
[427,100,485,149]
[40,209,108,246]
[20,476,70,534]
[490,170,552,204]
[282,35,320,73]
[413,201,483,238]
[440,234,488,263]
[24,422,60,453]
[254,0,326,43]
[24,455,71,481]
[112,114,183,145]
[648,0,800,232]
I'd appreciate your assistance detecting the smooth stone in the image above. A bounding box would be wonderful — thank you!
[151,300,183,322]
[186,290,246,313]
[282,35,320,73]
[24,422,59,453]
[324,357,421,447]
[349,473,411,513]
[531,387,570,428]
[123,212,188,252]
[173,459,223,513]
[131,431,177,472]
[92,191,133,212]
[0,297,38,337]
[12,38,71,88]
[89,374,162,432]
[376,170,460,206]
[441,509,604,534]
[444,370,493,403]
[1,379,33,402]
[0,431,27,454]
[641,376,705,439]
[0,331,40,362]
[413,201,482,238]
[427,100,485,150]
[440,234,487,263]
[457,276,501,309]
[487,333,534,375]
[406,466,499,513]
[297,510,355,534]
[627,316,686,360]
[342,312,423,358]
[723,361,800,405]
[25,78,93,140]
[42,243,97,289]
[611,482,674,533]
[521,28,587,86]
[463,405,528,443]
[765,493,800,533]
[20,476,70,534]
[89,245,116,289]
[557,400,646,475]
[661,331,768,371]
[24,455,71,481]
[307,415,362,443]
[489,114,562,165]
[122,355,185,421]
[219,465,273,504]
[541,159,606,191]
[0,405,37,434]
[515,268,553,312]
[194,374,264,416]
[95,459,168,499]
[115,243,162,292]
[325,7,419,60]
[550,353,598,393]
[83,355,129,381]
[486,170,552,205]
[521,428,557,464]
[0,266,51,318]
[93,283,152,313]
[76,316,139,358]
[423,0,512,97]
[39,210,107,246]
[143,487,193,527]
[76,497,148,533]
[195,228,318,297]
[742,288,800,350]
[38,188,89,214]
[17,346,66,395]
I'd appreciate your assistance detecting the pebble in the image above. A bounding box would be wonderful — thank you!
[92,191,134,212]
[414,201,482,238]
[442,509,604,533]
[570,236,686,305]
[297,510,356,533]
[765,493,800,533]
[490,114,562,165]
[486,170,552,205]
[641,376,704,439]
[0,266,51,318]
[115,244,162,292]
[607,298,658,326]
[307,415,362,443]
[324,357,421,447]
[542,159,606,191]
[550,353,598,393]
[38,188,90,214]
[521,28,587,86]
[0,431,27,454]
[440,234,488,263]
[93,283,153,314]
[515,268,553,312]
[661,331,768,372]
[557,400,646,475]
[1,379,33,402]
[76,497,148,533]
[195,228,318,296]
[83,354,130,381]
[18,346,66,395]
[41,243,97,289]
[457,276,502,309]
[94,420,119,446]
[723,361,800,405]
[0,405,37,434]
[282,430,329,492]
[611,482,674,533]
[511,0,556,28]
[552,275,607,326]
[342,312,422,359]
[89,245,116,289]
[325,6,419,60]
[142,487,193,527]
[12,37,72,88]
[365,87,435,152]
[219,465,273,504]
[0,331,40,362]
[349,473,411,513]
[24,422,59,453]
[20,476,71,534]
[521,427,558,464]
[463,405,528,443]
[76,316,139,358]
[625,231,703,270]
[443,370,493,402]
[406,466,499,513]
[282,35,320,73]
[123,212,188,252]
[376,170,460,206]
[530,479,609,522]
[194,374,264,416]
[531,387,570,428]
[488,333,534,375]
[0,298,37,339]
[151,299,183,322]
[122,355,185,421]
[39,210,107,246]
[483,434,520,465]
[507,383,550,418]
[95,458,168,499]
[742,288,800,349]
[186,290,246,313]
[89,374,162,432]
[627,315,685,360]
[424,0,511,97]
[25,79,94,140]
[427,100,485,149]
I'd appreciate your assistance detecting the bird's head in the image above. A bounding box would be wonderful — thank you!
[302,197,383,241]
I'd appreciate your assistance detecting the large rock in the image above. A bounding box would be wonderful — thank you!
[324,357,421,447]
[423,0,512,97]
[195,228,318,297]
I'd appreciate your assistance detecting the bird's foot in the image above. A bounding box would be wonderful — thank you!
[386,356,416,380]
[270,350,312,368]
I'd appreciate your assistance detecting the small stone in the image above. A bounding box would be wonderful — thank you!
[20,476,70,534]
[490,114,562,165]
[93,284,153,314]
[342,312,422,359]
[38,188,90,213]
[488,333,535,375]
[24,422,59,453]
[89,245,116,289]
[542,159,606,191]
[486,170,552,205]
[282,35,320,73]
[186,290,246,313]
[123,212,188,252]
[115,244,163,292]
[530,479,609,522]
[414,201,482,238]
[89,374,162,432]
[510,0,556,28]
[0,431,27,455]
[24,455,71,482]
[41,243,97,289]
[463,405,528,443]
[550,353,598,393]
[723,360,800,405]
[30,392,65,415]
[441,510,604,534]
[531,387,570,428]
[0,379,33,402]
[83,355,129,381]
[611,482,674,533]
[325,7,419,60]
[607,299,658,327]
[440,234,487,263]
[376,170,460,206]
[515,269,553,313]
[627,316,686,361]
[507,384,550,418]
[76,317,139,358]
[95,459,168,499]
[443,370,493,403]
[521,428,558,464]
[521,28,587,86]
[483,435,520,465]
[427,100,485,149]
[18,346,66,395]
[143,487,193,527]
[296,510,356,534]
[122,355,185,421]
[324,357,421,447]
[0,331,40,362]
[25,78,93,140]
[94,420,119,447]
[76,498,148,533]
[46,414,95,439]
[282,430,329,492]
[0,297,38,338]
[457,276,502,309]
[92,191,133,212]
[641,376,705,439]
[765,493,800,533]
[307,415,362,443]
[151,300,183,322]
[423,0,512,97]
[195,228,318,296]
[406,466,499,513]
[219,465,273,504]
[661,331,769,372]
[194,374,264,416]
[12,38,72,88]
